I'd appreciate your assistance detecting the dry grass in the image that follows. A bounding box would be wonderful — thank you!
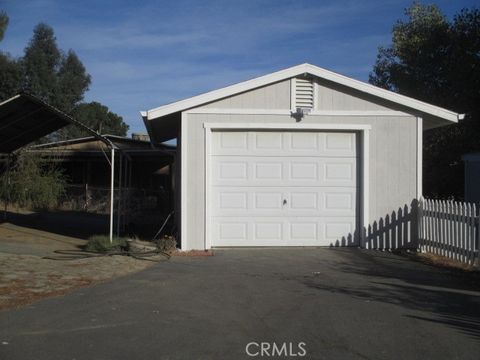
[0,277,94,311]
[414,252,478,272]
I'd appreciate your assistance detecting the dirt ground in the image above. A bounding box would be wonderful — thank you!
[0,221,162,311]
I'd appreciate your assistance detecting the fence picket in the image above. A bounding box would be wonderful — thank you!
[433,200,437,255]
[442,201,446,256]
[472,204,478,265]
[428,199,433,254]
[444,201,448,258]
[460,203,465,263]
[467,203,472,264]
[453,202,458,260]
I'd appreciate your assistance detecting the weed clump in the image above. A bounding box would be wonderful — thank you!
[85,235,127,253]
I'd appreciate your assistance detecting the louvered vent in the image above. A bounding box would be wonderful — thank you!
[294,78,314,110]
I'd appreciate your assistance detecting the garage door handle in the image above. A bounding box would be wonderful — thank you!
[283,199,287,205]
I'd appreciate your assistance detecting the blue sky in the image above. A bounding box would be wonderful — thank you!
[1,0,477,134]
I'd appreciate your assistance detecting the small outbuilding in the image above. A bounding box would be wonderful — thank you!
[142,63,462,250]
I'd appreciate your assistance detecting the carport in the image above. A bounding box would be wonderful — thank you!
[0,93,119,241]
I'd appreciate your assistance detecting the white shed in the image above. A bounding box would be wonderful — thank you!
[462,153,480,203]
[142,64,462,250]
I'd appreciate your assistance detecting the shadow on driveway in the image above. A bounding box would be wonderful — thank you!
[303,249,480,340]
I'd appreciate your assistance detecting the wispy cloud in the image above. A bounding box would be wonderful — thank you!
[2,0,477,133]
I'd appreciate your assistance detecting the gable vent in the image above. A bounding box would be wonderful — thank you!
[294,78,314,110]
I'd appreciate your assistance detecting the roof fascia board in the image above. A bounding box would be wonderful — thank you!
[146,63,461,123]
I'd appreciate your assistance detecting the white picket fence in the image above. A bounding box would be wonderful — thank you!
[419,199,479,266]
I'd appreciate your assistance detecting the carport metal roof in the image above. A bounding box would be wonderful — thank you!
[0,93,114,154]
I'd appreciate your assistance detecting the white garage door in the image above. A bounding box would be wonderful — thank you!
[210,130,358,246]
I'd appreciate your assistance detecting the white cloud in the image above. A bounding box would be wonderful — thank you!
[2,0,410,134]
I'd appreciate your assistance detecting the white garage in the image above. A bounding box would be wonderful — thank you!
[141,63,461,250]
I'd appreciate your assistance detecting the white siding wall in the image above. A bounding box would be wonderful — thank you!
[315,79,393,111]
[183,112,417,250]
[202,80,291,109]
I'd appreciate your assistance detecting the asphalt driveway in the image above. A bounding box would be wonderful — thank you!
[0,248,479,360]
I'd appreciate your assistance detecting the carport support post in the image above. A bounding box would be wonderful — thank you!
[3,154,11,221]
[109,148,115,243]
[116,152,122,237]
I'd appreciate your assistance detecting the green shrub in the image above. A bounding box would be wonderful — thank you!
[0,152,67,210]
[85,235,127,253]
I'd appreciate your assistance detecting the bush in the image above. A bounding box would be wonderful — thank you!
[0,152,67,209]
[85,235,127,253]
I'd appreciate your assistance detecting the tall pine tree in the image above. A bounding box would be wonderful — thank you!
[22,23,63,105]
[22,23,91,113]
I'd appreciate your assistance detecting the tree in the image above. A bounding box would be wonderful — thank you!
[370,3,480,199]
[0,53,22,101]
[0,10,8,41]
[0,11,22,100]
[56,50,91,113]
[59,102,129,139]
[22,23,62,105]
[21,23,92,113]
[21,23,93,115]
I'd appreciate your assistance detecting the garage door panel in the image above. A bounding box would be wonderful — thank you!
[290,192,317,209]
[217,161,248,180]
[254,222,284,242]
[290,132,318,150]
[212,157,357,187]
[218,192,248,210]
[254,132,284,150]
[218,131,249,150]
[290,222,318,240]
[212,131,357,157]
[255,162,283,179]
[325,162,354,181]
[218,222,248,243]
[255,192,283,209]
[290,162,318,180]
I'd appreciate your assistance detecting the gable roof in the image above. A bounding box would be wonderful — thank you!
[143,63,463,123]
